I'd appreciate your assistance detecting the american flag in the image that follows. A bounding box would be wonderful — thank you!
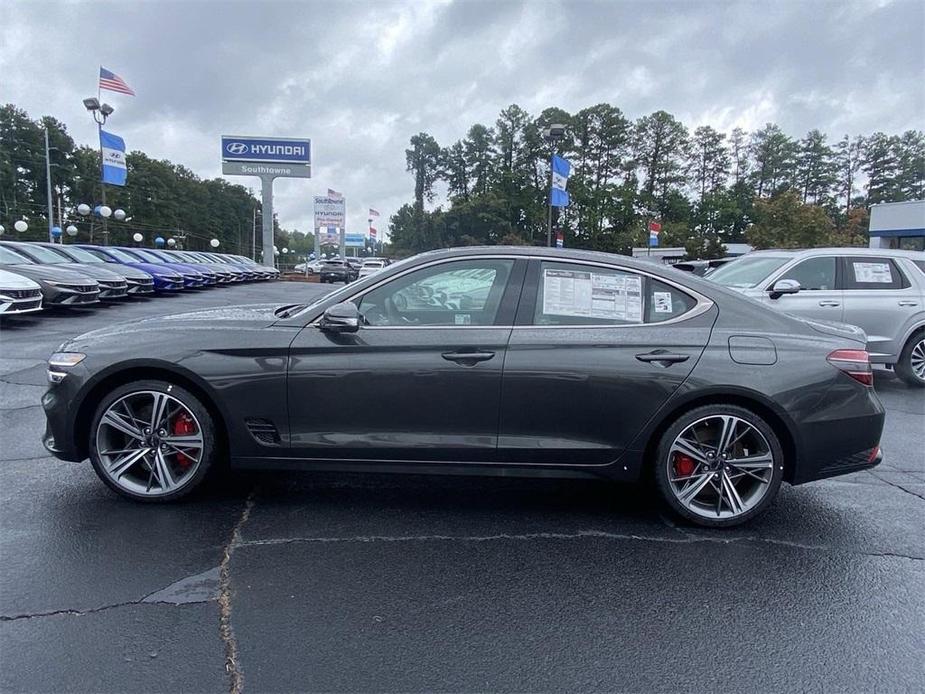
[368,208,380,218]
[368,226,377,240]
[327,188,343,199]
[99,67,135,96]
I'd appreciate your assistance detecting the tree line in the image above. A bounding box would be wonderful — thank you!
[0,104,314,255]
[391,103,924,257]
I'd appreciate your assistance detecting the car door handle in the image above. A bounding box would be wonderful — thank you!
[635,351,690,366]
[818,300,841,307]
[898,300,918,307]
[442,351,495,366]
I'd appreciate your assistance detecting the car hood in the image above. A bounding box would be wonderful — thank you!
[794,316,867,345]
[0,263,97,284]
[0,268,41,290]
[67,303,285,347]
[94,263,152,281]
[124,261,181,278]
[55,263,126,281]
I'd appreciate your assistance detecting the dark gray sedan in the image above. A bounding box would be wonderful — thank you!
[42,247,885,527]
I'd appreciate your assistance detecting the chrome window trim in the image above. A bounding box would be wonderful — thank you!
[310,253,715,330]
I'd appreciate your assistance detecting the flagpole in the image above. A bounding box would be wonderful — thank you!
[44,127,55,243]
[546,155,554,248]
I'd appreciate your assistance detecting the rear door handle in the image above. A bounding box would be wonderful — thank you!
[898,300,918,306]
[818,300,840,307]
[442,350,495,366]
[635,351,690,366]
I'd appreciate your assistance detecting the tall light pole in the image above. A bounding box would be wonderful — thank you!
[83,97,114,244]
[543,124,566,247]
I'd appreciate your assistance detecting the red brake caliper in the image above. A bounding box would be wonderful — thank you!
[171,412,196,468]
[673,452,696,478]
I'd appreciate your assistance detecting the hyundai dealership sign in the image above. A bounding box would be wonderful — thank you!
[221,135,311,166]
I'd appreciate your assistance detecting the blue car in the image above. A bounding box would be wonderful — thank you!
[117,248,214,288]
[79,245,185,292]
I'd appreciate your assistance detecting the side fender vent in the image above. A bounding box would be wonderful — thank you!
[245,418,281,445]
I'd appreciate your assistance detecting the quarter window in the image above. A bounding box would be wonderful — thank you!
[776,257,836,290]
[357,259,513,326]
[532,262,697,326]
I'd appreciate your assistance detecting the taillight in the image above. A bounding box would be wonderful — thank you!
[827,349,873,386]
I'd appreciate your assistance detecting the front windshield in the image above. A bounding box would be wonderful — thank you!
[131,249,166,263]
[14,244,69,264]
[104,248,140,263]
[708,256,790,288]
[0,245,34,264]
[59,246,104,263]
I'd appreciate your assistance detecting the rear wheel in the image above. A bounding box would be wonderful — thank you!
[89,380,216,502]
[654,405,784,527]
[895,332,925,388]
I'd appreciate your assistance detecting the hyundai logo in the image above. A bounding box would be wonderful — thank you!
[226,142,249,155]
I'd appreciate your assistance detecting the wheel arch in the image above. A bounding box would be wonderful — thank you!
[72,361,230,461]
[640,388,800,484]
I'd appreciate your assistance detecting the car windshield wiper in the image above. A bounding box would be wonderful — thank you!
[274,304,306,319]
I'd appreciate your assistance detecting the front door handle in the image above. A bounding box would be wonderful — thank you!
[635,351,690,366]
[442,350,495,366]
[898,300,918,307]
[818,300,841,307]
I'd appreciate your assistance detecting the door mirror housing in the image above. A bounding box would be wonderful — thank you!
[319,301,361,333]
[768,279,801,300]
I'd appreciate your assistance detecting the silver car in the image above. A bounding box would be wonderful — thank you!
[708,248,925,387]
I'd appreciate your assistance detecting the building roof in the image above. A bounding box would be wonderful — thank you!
[869,199,925,236]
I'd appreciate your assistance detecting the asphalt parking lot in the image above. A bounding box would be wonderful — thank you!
[1,281,923,693]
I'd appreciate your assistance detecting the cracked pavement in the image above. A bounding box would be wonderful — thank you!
[1,282,923,692]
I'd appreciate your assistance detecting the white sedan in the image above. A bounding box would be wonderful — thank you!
[0,267,43,315]
[358,259,388,279]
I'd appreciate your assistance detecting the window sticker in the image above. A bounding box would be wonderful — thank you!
[653,291,674,313]
[454,313,471,325]
[542,269,642,322]
[852,262,893,284]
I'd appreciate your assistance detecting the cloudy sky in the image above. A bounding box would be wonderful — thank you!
[2,0,923,237]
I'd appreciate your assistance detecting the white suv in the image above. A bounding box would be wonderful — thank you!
[709,248,925,387]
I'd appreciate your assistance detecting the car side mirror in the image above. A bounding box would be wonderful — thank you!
[319,301,361,333]
[768,279,801,300]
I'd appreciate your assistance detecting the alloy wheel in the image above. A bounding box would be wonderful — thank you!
[911,338,925,382]
[666,414,775,520]
[95,390,204,497]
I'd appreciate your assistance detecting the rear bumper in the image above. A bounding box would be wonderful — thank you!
[790,383,885,485]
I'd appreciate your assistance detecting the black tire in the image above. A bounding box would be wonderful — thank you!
[88,379,218,502]
[653,404,784,528]
[895,331,925,388]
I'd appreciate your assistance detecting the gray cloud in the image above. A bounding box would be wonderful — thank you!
[3,0,923,237]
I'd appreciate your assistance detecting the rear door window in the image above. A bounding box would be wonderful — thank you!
[530,261,698,326]
[841,257,908,290]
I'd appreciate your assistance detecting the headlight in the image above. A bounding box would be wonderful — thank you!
[48,352,86,368]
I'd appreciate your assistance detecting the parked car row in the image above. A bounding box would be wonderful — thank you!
[0,241,278,316]
[295,256,392,282]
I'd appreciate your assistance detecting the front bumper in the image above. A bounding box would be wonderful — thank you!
[47,284,100,306]
[126,278,155,295]
[42,371,85,462]
[98,281,129,299]
[0,288,43,314]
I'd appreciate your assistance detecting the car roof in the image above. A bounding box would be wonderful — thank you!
[746,247,925,259]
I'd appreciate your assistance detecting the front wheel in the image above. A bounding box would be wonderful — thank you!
[88,380,217,502]
[654,405,784,528]
[895,332,925,388]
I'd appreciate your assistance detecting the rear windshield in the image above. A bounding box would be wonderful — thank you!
[708,256,790,288]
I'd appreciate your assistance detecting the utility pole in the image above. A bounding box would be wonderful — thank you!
[44,128,54,243]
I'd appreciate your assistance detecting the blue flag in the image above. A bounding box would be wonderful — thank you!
[100,130,127,186]
[550,155,570,207]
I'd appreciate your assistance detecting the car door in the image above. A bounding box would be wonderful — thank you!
[839,256,923,361]
[762,256,844,323]
[287,257,526,462]
[498,259,716,466]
